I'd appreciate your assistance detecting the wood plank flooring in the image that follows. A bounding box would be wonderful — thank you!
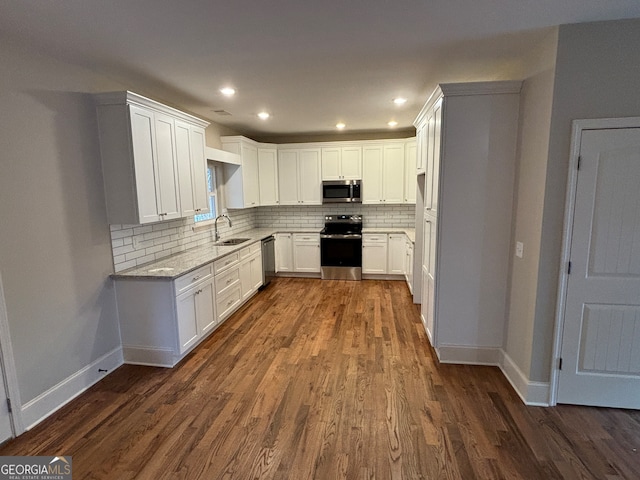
[2,278,640,479]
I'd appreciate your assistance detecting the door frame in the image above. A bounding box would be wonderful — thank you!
[549,116,640,406]
[0,270,24,436]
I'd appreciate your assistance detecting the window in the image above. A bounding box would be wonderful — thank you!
[194,161,219,224]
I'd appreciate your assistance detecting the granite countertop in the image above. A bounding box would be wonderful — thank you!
[111,227,320,280]
[113,226,415,281]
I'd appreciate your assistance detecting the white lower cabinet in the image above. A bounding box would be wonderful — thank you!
[176,277,216,354]
[405,237,414,293]
[275,233,293,272]
[362,234,388,274]
[114,240,266,368]
[293,233,320,273]
[239,243,263,300]
[388,234,406,275]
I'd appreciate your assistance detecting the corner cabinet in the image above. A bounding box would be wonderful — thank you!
[414,81,521,354]
[221,136,261,208]
[95,91,209,225]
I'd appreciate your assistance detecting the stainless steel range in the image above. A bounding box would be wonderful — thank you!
[320,215,363,280]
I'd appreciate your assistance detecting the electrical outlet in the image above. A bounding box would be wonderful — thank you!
[515,241,524,258]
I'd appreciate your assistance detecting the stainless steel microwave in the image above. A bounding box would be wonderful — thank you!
[322,180,362,204]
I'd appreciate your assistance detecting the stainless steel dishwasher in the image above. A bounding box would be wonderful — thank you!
[261,236,275,288]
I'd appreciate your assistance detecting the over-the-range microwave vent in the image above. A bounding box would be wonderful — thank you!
[213,109,232,116]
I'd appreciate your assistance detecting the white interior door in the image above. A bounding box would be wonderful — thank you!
[557,127,640,408]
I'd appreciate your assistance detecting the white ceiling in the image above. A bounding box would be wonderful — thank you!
[3,1,640,137]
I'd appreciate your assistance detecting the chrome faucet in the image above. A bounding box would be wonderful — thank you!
[214,214,232,241]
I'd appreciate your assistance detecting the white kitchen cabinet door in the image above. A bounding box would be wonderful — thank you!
[298,149,321,205]
[277,151,299,206]
[222,137,260,208]
[176,288,200,354]
[383,143,405,204]
[416,122,426,175]
[195,278,216,334]
[293,234,320,272]
[404,140,417,204]
[249,252,263,291]
[362,145,383,204]
[175,121,196,216]
[239,258,252,301]
[405,238,414,292]
[362,234,388,274]
[388,234,406,275]
[242,144,260,207]
[321,147,341,180]
[340,146,362,179]
[153,112,181,220]
[258,147,279,206]
[275,233,294,272]
[430,99,442,213]
[129,105,161,223]
[190,126,209,215]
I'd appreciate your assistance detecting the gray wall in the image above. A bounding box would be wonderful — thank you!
[504,30,558,379]
[0,40,124,404]
[0,38,237,405]
[532,18,640,382]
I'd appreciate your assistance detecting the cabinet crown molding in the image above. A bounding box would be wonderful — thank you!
[94,91,209,128]
[414,81,523,126]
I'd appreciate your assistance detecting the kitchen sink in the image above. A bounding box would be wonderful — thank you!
[214,238,251,246]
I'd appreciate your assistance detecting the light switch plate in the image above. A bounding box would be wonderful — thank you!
[515,241,524,258]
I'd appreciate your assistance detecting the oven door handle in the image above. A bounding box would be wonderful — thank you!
[320,234,363,239]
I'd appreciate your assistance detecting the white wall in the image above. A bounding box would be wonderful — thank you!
[0,40,124,406]
[504,30,558,381]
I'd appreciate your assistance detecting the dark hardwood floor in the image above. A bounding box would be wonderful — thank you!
[2,278,639,479]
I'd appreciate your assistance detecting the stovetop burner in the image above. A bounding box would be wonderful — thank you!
[321,215,363,235]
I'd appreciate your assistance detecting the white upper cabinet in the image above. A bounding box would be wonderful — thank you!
[258,146,279,206]
[277,147,322,205]
[404,139,417,204]
[321,146,362,180]
[175,121,209,217]
[362,145,384,203]
[96,91,209,225]
[383,142,405,203]
[221,136,260,208]
[298,149,322,204]
[362,141,405,204]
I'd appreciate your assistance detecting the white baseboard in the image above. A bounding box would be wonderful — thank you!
[21,347,124,430]
[436,344,502,365]
[499,351,550,406]
[122,346,176,367]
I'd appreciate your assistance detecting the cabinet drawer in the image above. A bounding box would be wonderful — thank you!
[293,233,319,243]
[174,264,213,295]
[239,241,261,260]
[216,285,242,322]
[215,266,241,296]
[363,234,388,244]
[214,252,240,274]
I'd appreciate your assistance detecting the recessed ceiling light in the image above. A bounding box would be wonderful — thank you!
[388,120,398,127]
[336,122,346,130]
[257,111,270,120]
[393,97,407,105]
[220,87,236,97]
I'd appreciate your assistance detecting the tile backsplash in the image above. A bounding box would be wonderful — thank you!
[110,208,257,272]
[110,204,415,272]
[255,204,415,229]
